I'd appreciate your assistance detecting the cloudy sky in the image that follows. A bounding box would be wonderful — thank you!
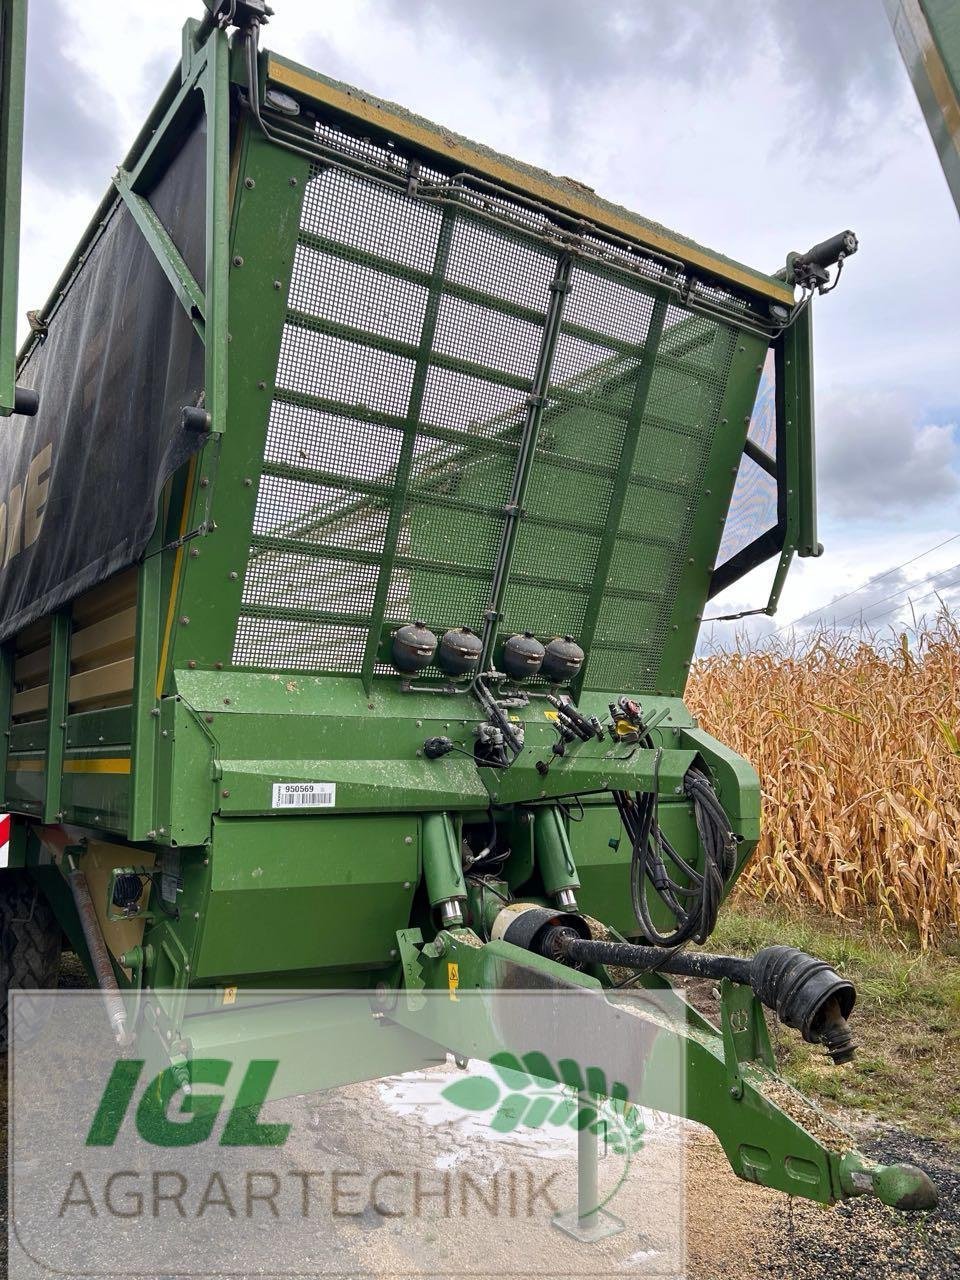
[18,0,960,640]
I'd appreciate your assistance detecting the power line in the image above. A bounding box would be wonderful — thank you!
[829,558,960,628]
[850,570,960,630]
[776,531,960,633]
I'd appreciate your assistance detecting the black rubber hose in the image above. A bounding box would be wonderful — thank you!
[618,764,738,948]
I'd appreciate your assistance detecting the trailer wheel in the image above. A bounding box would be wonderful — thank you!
[0,873,62,1052]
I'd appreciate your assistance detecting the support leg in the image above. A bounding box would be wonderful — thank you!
[552,1089,625,1243]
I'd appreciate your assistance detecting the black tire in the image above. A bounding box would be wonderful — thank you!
[0,872,62,1052]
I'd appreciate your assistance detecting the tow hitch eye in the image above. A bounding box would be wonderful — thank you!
[840,1152,939,1211]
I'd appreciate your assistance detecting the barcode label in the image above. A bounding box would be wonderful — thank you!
[271,782,336,809]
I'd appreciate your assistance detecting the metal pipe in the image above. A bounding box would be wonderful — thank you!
[577,1089,599,1232]
[66,867,129,1046]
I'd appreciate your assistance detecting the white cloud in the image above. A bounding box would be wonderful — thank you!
[817,390,959,517]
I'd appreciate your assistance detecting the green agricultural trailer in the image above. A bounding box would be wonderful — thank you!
[0,0,937,1225]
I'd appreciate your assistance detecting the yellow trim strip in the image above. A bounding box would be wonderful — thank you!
[8,757,132,775]
[267,56,794,306]
[156,454,198,699]
[901,0,960,155]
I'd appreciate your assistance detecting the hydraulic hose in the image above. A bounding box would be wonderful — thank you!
[615,763,739,948]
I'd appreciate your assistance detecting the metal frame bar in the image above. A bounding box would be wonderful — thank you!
[359,203,458,689]
[885,0,960,218]
[572,295,669,696]
[706,307,817,608]
[125,50,206,192]
[199,27,231,434]
[129,526,164,841]
[0,639,12,805]
[0,0,27,415]
[783,306,818,558]
[107,27,230,433]
[41,609,70,823]
[113,173,205,335]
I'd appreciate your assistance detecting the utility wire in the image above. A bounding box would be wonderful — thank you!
[846,569,960,631]
[828,557,960,628]
[774,532,960,633]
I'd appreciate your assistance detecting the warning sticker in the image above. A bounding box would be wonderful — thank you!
[271,782,337,809]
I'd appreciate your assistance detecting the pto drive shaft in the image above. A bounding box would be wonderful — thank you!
[554,934,857,1064]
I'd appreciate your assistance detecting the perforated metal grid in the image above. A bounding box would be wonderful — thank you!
[233,121,752,688]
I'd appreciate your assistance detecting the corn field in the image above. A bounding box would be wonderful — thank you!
[687,614,960,948]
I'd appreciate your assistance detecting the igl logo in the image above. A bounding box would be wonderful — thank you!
[0,442,52,569]
[85,1060,291,1148]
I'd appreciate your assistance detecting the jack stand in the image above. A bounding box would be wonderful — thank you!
[552,1090,625,1243]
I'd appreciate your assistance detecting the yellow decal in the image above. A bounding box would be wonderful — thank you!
[447,962,460,1001]
[8,756,131,775]
[544,709,559,722]
[223,986,238,1006]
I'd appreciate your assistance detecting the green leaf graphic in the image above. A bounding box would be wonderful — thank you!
[574,1103,599,1131]
[548,1096,577,1127]
[557,1058,585,1091]
[491,1092,530,1132]
[440,1076,500,1112]
[522,1095,555,1129]
[520,1051,558,1085]
[489,1052,532,1091]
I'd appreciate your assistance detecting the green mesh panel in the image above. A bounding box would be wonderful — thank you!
[232,121,748,689]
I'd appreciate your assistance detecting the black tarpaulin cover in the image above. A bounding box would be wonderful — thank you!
[0,118,207,644]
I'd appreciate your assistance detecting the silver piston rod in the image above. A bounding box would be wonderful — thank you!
[66,859,129,1046]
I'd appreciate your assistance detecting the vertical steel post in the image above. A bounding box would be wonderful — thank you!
[129,529,163,840]
[0,0,27,415]
[577,1090,600,1232]
[552,1089,624,1242]
[41,609,70,823]
[0,639,12,807]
